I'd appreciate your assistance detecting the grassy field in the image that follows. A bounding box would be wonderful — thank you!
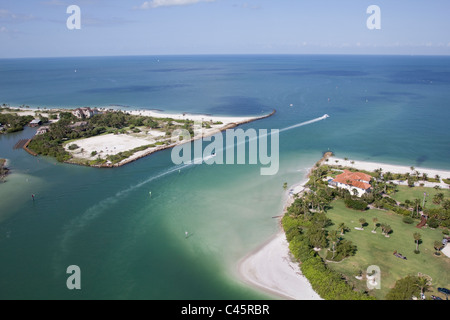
[391,185,450,210]
[322,199,449,300]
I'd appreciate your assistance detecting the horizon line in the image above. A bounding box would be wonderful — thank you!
[2,52,450,60]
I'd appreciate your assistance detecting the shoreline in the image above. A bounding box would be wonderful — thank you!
[237,230,322,300]
[237,152,450,301]
[2,105,275,168]
[104,109,276,168]
[328,156,450,185]
[237,170,322,300]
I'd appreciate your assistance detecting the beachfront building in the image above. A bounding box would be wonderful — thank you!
[29,119,42,127]
[72,107,100,119]
[36,126,50,135]
[68,121,88,129]
[330,170,372,197]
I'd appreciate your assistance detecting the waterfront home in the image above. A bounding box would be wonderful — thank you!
[72,107,100,119]
[29,119,42,127]
[330,170,372,197]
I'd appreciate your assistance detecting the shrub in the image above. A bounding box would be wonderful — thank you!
[91,151,97,157]
[402,216,414,224]
[326,240,357,262]
[393,207,411,216]
[344,198,368,211]
[386,275,421,300]
[427,217,439,229]
[68,144,79,150]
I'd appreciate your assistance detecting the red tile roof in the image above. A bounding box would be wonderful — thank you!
[333,170,372,190]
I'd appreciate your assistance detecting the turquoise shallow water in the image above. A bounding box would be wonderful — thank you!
[0,55,449,299]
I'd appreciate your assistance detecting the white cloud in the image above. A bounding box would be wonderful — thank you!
[0,9,35,23]
[137,0,215,10]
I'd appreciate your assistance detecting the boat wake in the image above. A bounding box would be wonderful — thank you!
[54,113,330,274]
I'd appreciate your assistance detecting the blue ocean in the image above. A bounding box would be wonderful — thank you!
[0,55,449,299]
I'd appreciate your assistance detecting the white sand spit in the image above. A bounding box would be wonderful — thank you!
[238,232,322,300]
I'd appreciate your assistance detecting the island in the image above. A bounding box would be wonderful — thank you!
[239,153,450,300]
[1,106,275,167]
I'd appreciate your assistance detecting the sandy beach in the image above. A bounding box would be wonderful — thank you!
[4,105,274,166]
[238,176,321,301]
[238,154,450,301]
[124,108,267,125]
[328,156,450,186]
[238,231,322,300]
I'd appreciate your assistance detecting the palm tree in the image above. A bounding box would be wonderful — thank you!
[434,240,442,255]
[433,193,444,205]
[384,225,392,237]
[443,199,450,211]
[380,223,386,235]
[422,173,428,181]
[359,218,366,229]
[413,232,422,252]
[338,223,349,235]
[435,174,440,181]
[416,276,431,299]
[410,166,415,172]
[327,230,339,260]
[283,182,288,191]
[412,198,421,218]
[384,171,393,181]
[372,217,378,232]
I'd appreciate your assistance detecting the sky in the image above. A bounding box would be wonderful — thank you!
[0,0,449,58]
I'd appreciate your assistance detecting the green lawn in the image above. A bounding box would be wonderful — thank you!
[391,186,450,209]
[322,199,449,300]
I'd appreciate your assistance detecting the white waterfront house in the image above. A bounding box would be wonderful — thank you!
[330,170,372,197]
[72,107,100,119]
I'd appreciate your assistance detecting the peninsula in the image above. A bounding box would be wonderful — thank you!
[239,153,450,300]
[1,106,275,167]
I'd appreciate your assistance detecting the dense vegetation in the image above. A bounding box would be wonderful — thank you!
[385,275,431,300]
[282,214,373,300]
[0,112,34,133]
[282,156,450,300]
[28,111,194,164]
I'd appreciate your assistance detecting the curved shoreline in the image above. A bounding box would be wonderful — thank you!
[237,229,322,300]
[238,153,450,301]
[105,109,276,168]
[237,173,322,300]
[8,105,276,168]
